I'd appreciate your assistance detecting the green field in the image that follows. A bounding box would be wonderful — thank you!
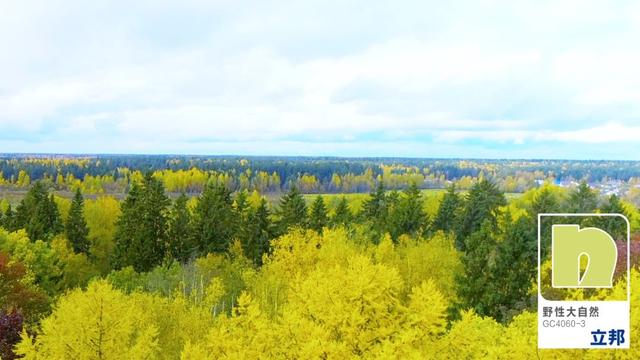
[302,189,523,217]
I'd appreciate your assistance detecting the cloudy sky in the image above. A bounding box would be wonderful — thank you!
[1,0,640,159]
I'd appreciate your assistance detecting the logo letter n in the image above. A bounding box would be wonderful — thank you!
[552,225,617,288]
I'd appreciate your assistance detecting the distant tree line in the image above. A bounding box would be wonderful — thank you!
[4,156,640,195]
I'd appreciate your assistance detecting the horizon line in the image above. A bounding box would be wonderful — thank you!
[0,152,638,162]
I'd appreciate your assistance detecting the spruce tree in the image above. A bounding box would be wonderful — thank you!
[389,182,425,239]
[331,196,352,228]
[192,183,236,254]
[598,194,629,240]
[361,182,386,221]
[456,220,496,317]
[568,181,598,213]
[0,205,14,231]
[530,186,561,258]
[277,186,307,234]
[455,179,506,250]
[244,198,272,266]
[14,182,62,241]
[361,181,389,233]
[141,173,171,265]
[432,184,461,233]
[4,205,16,232]
[490,215,537,322]
[308,195,328,234]
[167,193,193,263]
[529,186,561,216]
[112,174,170,272]
[65,188,90,254]
[112,182,143,270]
[234,190,251,236]
[234,189,254,258]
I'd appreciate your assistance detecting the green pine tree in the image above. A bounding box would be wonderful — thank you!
[65,188,90,254]
[14,182,62,241]
[392,182,425,239]
[361,181,389,234]
[308,195,328,234]
[455,179,506,250]
[243,198,273,266]
[1,204,16,231]
[234,190,251,235]
[432,184,461,233]
[361,182,386,221]
[530,187,562,259]
[456,220,497,317]
[331,196,352,228]
[111,182,143,270]
[489,214,537,322]
[167,193,194,263]
[529,186,561,216]
[277,186,307,234]
[598,194,629,240]
[192,183,236,254]
[568,181,598,213]
[112,174,170,272]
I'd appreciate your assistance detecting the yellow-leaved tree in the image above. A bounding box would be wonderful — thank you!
[16,280,213,360]
[16,280,159,360]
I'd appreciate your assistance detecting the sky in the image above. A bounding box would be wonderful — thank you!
[2,0,640,159]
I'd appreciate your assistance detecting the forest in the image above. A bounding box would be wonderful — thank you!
[1,156,640,359]
[3,155,640,197]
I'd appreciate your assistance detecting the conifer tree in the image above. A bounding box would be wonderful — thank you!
[456,220,496,317]
[65,188,90,254]
[112,182,143,269]
[489,215,536,322]
[112,174,170,272]
[529,186,562,258]
[140,173,171,264]
[568,181,598,213]
[6,205,16,231]
[14,182,62,241]
[528,186,561,216]
[111,182,143,270]
[455,179,506,250]
[192,183,236,254]
[43,194,62,234]
[1,205,15,231]
[234,190,251,235]
[6,205,20,233]
[243,198,272,266]
[432,184,461,233]
[308,195,328,234]
[167,193,193,263]
[388,182,425,239]
[361,182,386,221]
[277,186,307,234]
[361,181,389,234]
[331,196,352,228]
[598,194,629,240]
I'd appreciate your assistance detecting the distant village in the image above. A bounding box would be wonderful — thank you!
[536,178,640,204]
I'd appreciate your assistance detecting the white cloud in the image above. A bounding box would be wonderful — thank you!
[1,0,640,158]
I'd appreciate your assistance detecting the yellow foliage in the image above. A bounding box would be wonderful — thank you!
[437,310,504,359]
[16,280,160,360]
[16,280,213,360]
[380,232,461,302]
[84,196,121,274]
[20,228,640,359]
